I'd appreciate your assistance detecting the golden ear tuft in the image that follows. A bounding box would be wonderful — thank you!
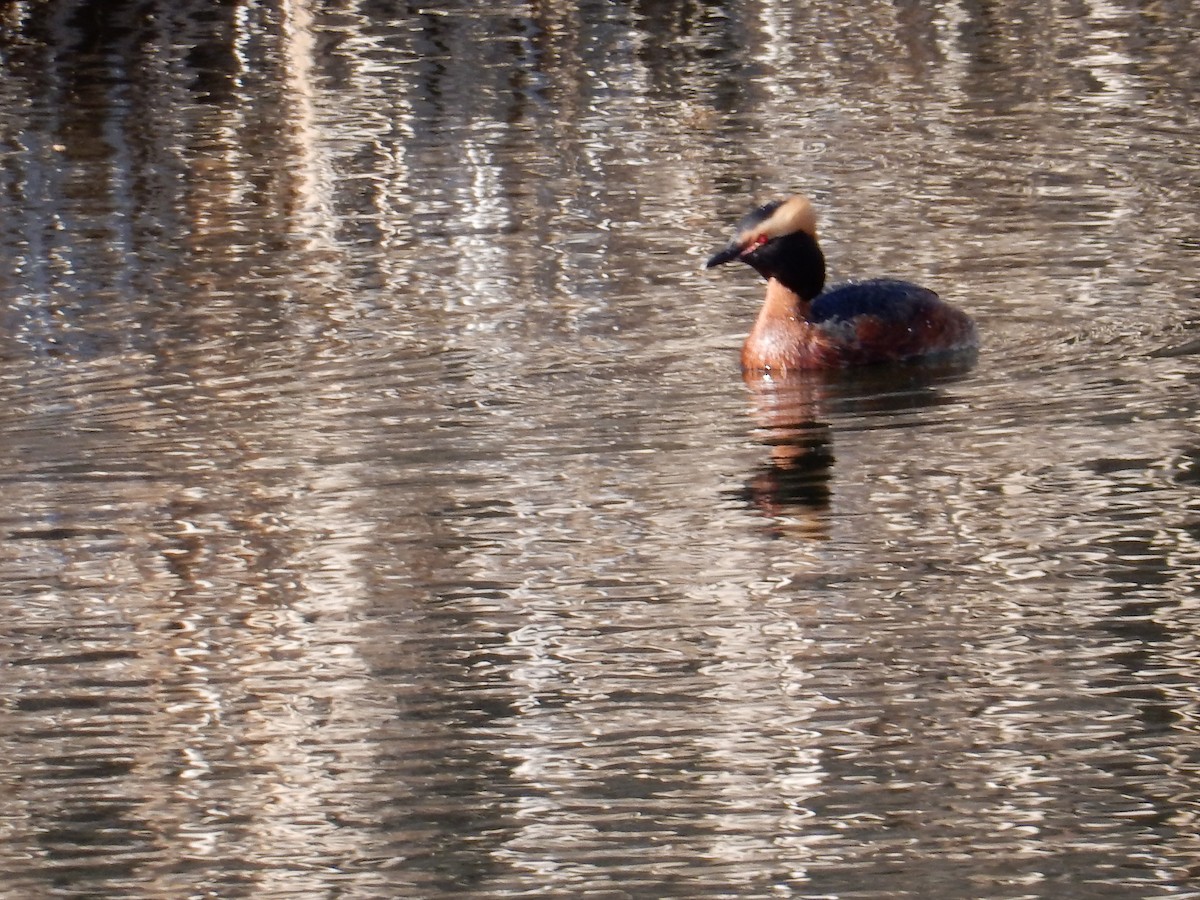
[772,195,818,240]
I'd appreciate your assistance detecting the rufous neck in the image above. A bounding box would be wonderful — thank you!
[763,277,811,320]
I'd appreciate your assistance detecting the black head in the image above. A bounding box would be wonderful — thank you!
[705,195,826,301]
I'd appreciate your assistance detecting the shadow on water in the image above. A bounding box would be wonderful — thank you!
[735,354,978,536]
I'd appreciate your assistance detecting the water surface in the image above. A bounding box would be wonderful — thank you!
[2,1,1200,897]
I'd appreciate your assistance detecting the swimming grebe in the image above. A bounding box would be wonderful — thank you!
[706,195,978,374]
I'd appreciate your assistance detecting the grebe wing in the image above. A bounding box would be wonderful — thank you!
[809,279,942,325]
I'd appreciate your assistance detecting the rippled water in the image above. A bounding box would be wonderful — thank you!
[2,0,1200,897]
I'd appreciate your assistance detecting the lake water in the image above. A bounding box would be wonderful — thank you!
[2,1,1200,897]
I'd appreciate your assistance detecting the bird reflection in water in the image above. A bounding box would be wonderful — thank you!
[738,358,977,537]
[739,376,836,537]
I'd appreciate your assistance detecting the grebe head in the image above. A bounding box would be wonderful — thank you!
[705,195,825,301]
